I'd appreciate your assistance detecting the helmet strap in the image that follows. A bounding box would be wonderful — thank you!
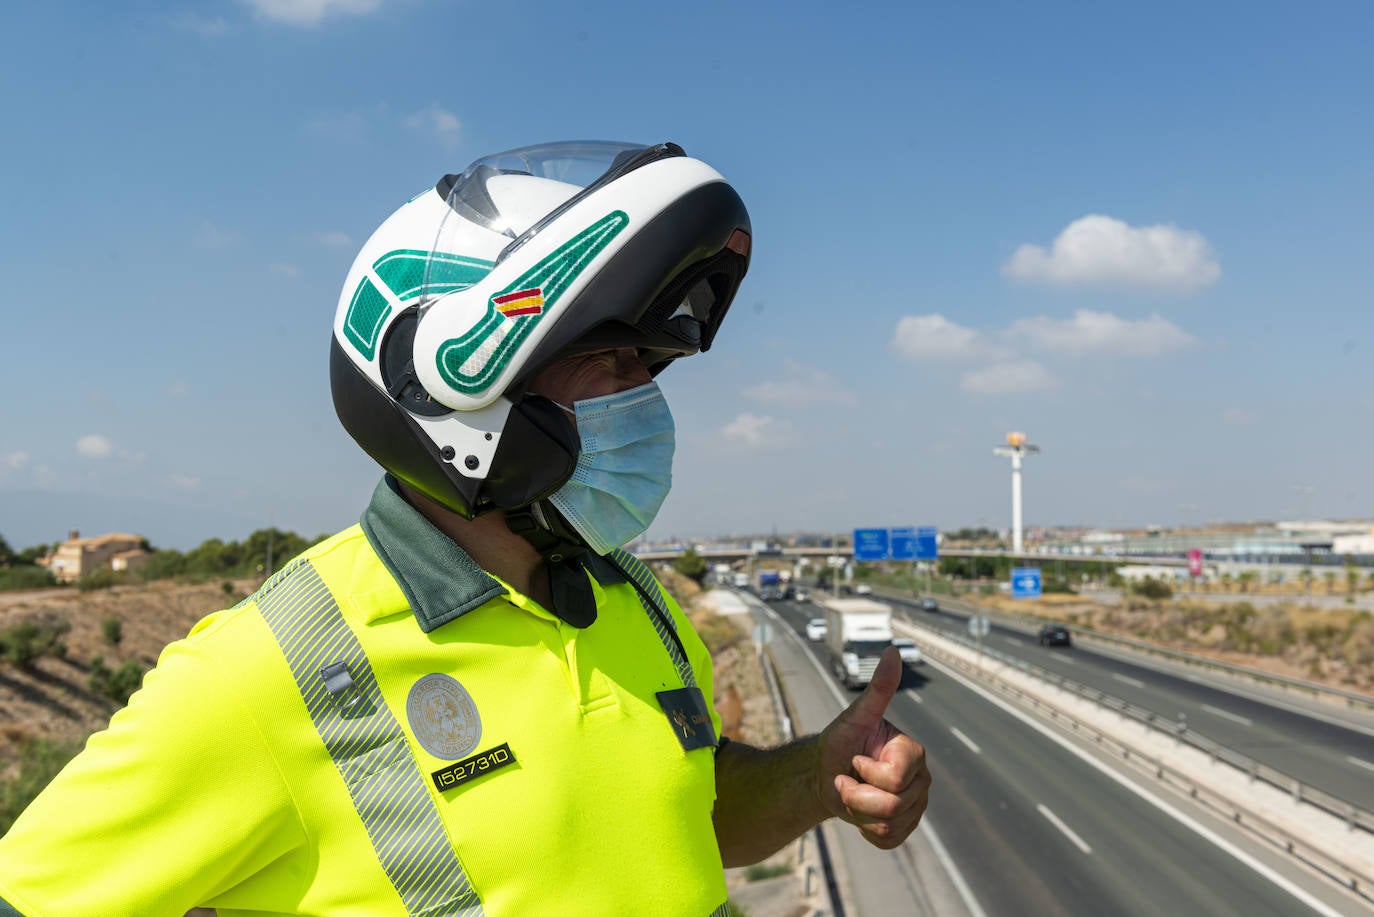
[504,504,597,628]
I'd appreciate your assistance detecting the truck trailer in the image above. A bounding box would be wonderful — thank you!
[822,597,894,689]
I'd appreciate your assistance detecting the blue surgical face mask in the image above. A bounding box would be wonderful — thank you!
[548,381,675,556]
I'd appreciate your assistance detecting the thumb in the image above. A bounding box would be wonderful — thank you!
[844,645,901,726]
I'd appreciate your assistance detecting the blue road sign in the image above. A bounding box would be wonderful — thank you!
[915,526,939,560]
[1011,567,1042,599]
[889,527,916,560]
[853,528,889,561]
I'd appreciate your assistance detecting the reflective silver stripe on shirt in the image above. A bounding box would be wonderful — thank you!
[706,904,731,917]
[256,561,483,917]
[609,549,695,687]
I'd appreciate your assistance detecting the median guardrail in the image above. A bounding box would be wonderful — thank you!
[904,618,1374,903]
[871,584,1374,714]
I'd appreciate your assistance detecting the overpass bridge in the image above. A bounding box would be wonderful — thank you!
[633,545,1190,567]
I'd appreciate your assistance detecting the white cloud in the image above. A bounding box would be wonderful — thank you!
[959,361,1056,396]
[270,263,303,279]
[1008,310,1196,356]
[719,413,794,449]
[4,452,29,471]
[405,105,462,147]
[891,314,1001,361]
[743,361,857,407]
[1002,214,1220,293]
[239,0,382,27]
[171,474,202,491]
[77,435,114,459]
[167,380,191,398]
[1223,407,1260,426]
[315,230,354,248]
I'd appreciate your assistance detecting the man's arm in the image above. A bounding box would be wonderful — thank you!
[711,647,931,866]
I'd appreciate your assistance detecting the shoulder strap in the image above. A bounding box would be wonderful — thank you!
[606,549,696,688]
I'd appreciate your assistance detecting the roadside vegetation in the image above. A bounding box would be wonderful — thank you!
[0,528,328,594]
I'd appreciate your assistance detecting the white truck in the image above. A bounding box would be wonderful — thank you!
[822,598,894,689]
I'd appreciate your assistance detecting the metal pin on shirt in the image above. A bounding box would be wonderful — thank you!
[320,660,364,710]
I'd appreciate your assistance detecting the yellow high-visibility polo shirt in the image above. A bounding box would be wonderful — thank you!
[0,476,727,916]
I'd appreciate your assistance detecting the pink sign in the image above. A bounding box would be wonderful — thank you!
[1187,549,1203,577]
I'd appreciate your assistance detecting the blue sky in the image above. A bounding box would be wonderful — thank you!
[2,0,1372,550]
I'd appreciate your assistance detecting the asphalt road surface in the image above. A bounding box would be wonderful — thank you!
[883,592,1374,811]
[755,592,1371,916]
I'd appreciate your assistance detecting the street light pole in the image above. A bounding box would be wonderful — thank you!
[993,432,1040,556]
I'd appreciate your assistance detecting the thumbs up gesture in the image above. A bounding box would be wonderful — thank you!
[818,645,931,848]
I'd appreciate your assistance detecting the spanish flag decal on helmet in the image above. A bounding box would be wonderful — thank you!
[493,287,545,318]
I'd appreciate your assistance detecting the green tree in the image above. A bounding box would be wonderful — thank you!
[1130,578,1173,601]
[670,548,708,585]
[101,617,123,648]
[1323,570,1337,596]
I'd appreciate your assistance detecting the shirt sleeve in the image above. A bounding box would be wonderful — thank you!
[0,634,305,917]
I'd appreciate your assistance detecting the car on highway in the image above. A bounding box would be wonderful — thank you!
[892,637,923,666]
[1038,623,1072,647]
[805,618,827,641]
[795,588,810,602]
[920,598,939,613]
[854,584,873,595]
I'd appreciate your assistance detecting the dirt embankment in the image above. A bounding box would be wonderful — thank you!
[0,579,257,770]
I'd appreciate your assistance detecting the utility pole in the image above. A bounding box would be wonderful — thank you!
[993,432,1040,555]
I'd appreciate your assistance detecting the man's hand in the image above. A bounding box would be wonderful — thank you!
[817,646,930,849]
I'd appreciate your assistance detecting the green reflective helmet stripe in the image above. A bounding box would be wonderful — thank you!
[343,278,392,361]
[376,250,494,303]
[434,211,629,396]
[256,562,484,917]
[343,251,496,362]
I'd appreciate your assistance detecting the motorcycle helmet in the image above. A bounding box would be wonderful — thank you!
[331,140,751,557]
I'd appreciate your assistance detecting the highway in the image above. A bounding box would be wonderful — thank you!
[877,591,1374,811]
[753,592,1371,916]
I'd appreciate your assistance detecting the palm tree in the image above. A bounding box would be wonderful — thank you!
[1299,567,1314,596]
[1323,570,1337,596]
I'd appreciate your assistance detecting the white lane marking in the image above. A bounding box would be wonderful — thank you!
[1037,804,1092,854]
[949,727,982,754]
[752,599,986,917]
[906,689,924,704]
[1113,674,1145,689]
[1347,755,1374,773]
[925,656,1347,917]
[1202,704,1253,727]
[924,821,991,917]
[1004,636,1024,646]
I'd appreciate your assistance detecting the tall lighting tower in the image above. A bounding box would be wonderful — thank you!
[993,432,1040,555]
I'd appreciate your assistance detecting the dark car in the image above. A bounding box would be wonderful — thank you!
[1038,623,1072,647]
[920,598,939,613]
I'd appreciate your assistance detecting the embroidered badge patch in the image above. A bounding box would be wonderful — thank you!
[406,673,482,760]
[656,687,717,752]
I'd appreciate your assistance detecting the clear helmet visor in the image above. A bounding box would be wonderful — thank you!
[422,141,680,302]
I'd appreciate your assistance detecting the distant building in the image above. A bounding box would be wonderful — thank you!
[43,530,149,583]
